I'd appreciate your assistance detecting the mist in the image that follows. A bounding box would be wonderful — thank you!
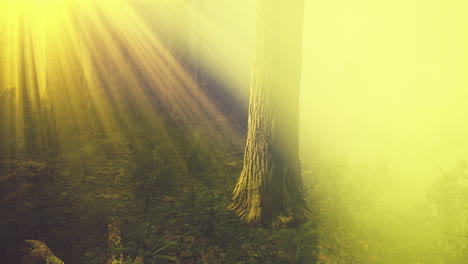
[2,0,468,263]
[128,0,468,262]
[300,1,468,263]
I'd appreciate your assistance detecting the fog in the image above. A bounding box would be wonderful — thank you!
[299,1,468,262]
[2,0,467,262]
[301,0,468,203]
[143,0,468,262]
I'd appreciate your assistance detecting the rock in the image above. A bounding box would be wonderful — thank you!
[20,240,64,264]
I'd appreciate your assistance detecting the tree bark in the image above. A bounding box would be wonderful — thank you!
[229,0,308,227]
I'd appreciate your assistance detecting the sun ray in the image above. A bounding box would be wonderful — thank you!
[0,0,242,158]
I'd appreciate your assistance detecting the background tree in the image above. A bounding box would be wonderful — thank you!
[229,0,308,227]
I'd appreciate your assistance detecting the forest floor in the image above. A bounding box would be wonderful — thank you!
[2,133,436,264]
[1,136,320,264]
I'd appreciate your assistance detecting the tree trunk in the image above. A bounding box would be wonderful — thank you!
[229,0,308,227]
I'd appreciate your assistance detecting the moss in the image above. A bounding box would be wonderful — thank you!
[21,240,64,264]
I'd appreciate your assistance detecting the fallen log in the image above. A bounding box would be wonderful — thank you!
[20,240,64,264]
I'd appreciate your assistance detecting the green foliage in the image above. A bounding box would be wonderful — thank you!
[138,237,179,264]
[181,131,223,186]
[187,188,237,241]
[120,222,180,264]
[301,157,440,264]
[430,161,468,263]
[273,222,320,264]
[131,134,183,211]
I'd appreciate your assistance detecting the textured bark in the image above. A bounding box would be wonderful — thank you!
[229,0,308,227]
